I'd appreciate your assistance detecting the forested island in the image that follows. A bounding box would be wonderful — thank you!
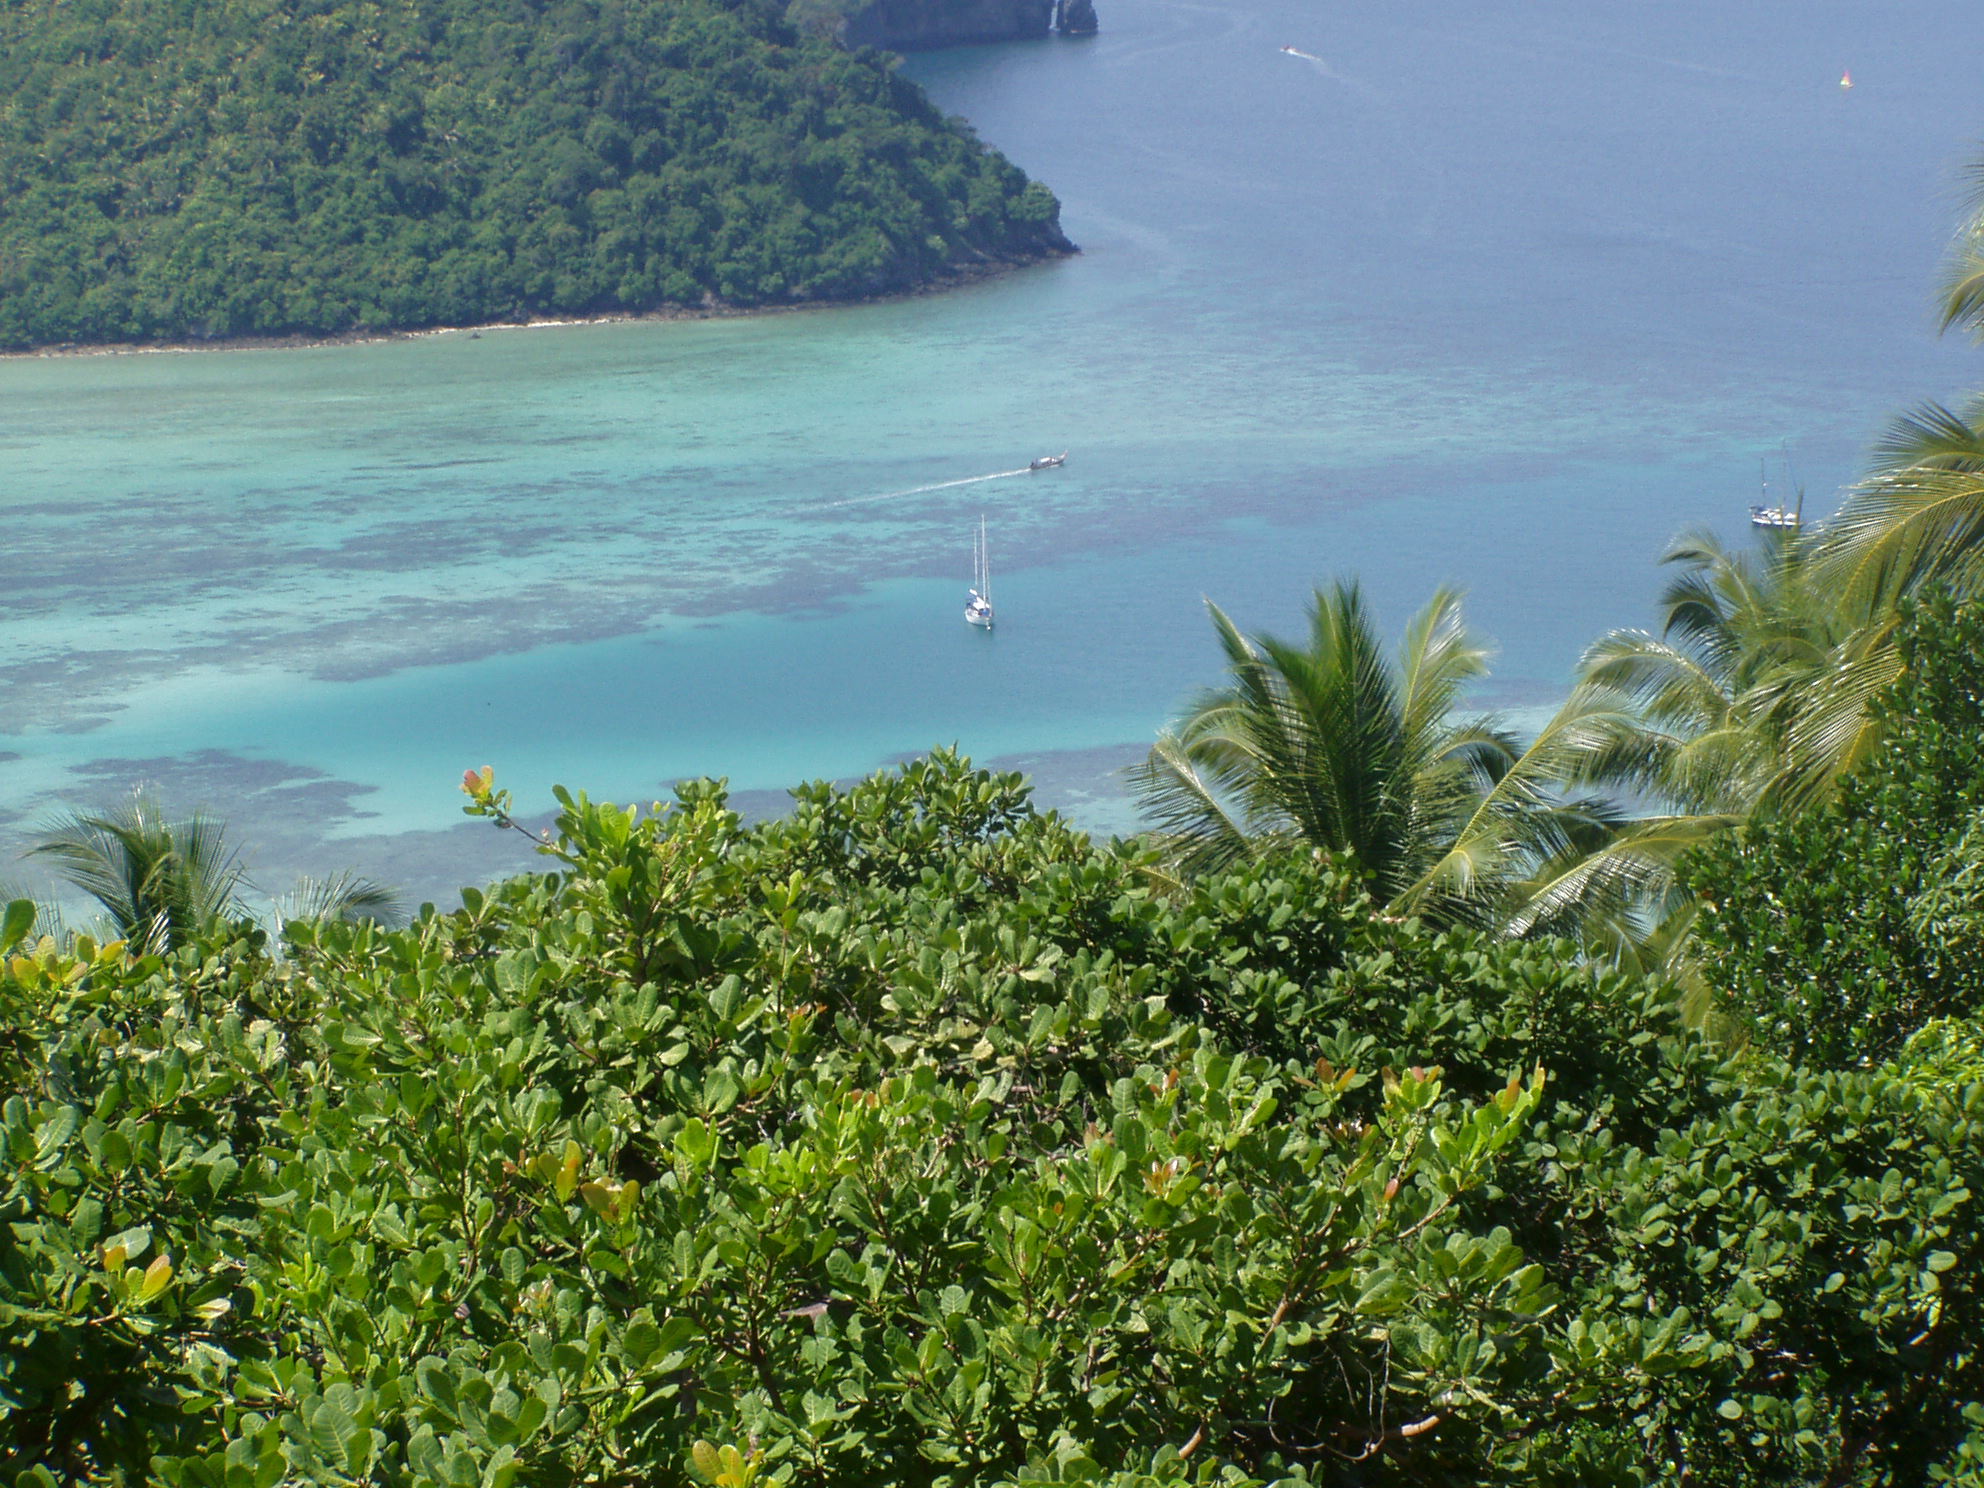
[12,17,1984,1485]
[0,0,1074,352]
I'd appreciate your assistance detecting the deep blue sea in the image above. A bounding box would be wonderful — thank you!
[4,0,1982,907]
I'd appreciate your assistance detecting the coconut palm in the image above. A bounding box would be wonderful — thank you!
[1937,157,1984,342]
[1816,396,1984,618]
[28,792,398,953]
[1572,528,1893,818]
[1814,148,1984,613]
[1129,582,1642,927]
[30,794,247,954]
[1508,526,1917,966]
[275,871,401,928]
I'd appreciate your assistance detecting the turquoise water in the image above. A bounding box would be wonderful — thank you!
[4,0,1982,902]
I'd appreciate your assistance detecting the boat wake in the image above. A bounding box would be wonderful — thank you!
[1277,46,1380,99]
[827,467,1031,510]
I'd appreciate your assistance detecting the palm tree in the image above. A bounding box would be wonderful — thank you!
[28,792,399,953]
[1508,528,1910,963]
[1936,158,1984,343]
[275,871,401,928]
[1128,582,1639,926]
[1815,397,1984,617]
[30,794,247,954]
[1813,148,1984,614]
[1572,529,1893,818]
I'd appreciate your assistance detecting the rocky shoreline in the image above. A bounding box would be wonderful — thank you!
[844,0,1095,51]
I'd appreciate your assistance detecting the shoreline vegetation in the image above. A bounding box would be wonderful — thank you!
[18,5,1984,1481]
[0,0,1073,355]
[0,255,1052,360]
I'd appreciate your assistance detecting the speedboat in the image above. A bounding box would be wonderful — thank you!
[1028,451,1068,471]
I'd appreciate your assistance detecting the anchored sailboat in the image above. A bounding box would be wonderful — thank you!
[965,516,994,629]
[1749,451,1804,531]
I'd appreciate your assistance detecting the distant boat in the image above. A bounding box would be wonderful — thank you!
[1028,451,1068,471]
[1749,451,1804,531]
[965,516,994,629]
[1840,70,1853,89]
[1280,44,1298,53]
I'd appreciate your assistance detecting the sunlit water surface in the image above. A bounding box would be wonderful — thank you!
[3,0,1982,905]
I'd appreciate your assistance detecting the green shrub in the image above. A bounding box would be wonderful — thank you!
[1685,594,1984,1068]
[5,750,1982,1484]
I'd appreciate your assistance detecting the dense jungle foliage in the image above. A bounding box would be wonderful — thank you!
[0,0,1071,350]
[8,593,1984,1486]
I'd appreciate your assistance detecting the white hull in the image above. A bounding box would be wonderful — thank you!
[1751,451,1803,531]
[966,519,994,628]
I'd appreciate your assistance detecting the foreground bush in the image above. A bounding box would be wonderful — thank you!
[3,752,1980,1484]
[1686,592,1984,1069]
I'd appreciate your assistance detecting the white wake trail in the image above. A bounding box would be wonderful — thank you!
[827,467,1032,510]
[1278,46,1383,100]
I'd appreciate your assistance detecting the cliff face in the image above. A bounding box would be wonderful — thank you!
[843,0,1054,50]
[1055,0,1096,35]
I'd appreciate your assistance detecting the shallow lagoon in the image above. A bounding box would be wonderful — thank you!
[3,0,1982,903]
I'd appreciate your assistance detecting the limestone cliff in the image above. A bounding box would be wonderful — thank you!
[1055,0,1096,35]
[842,0,1085,51]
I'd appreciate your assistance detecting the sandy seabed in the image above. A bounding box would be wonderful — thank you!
[0,254,1065,360]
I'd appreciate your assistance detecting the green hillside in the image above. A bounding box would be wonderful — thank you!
[0,0,1073,350]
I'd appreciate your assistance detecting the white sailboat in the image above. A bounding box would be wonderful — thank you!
[965,516,994,629]
[1749,451,1804,531]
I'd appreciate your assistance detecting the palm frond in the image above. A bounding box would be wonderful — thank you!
[1577,629,1733,735]
[1134,584,1507,901]
[1759,636,1904,816]
[1940,198,1984,339]
[28,792,245,952]
[278,872,402,928]
[1654,530,1761,672]
[1125,730,1262,880]
[1394,585,1492,757]
[1871,401,1984,473]
[1270,585,1412,868]
[1816,464,1984,616]
[1504,812,1740,945]
[1389,686,1645,917]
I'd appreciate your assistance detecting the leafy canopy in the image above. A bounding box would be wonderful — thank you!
[0,0,1071,349]
[6,748,1984,1484]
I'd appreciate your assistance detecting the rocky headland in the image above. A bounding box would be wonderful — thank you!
[842,0,1095,51]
